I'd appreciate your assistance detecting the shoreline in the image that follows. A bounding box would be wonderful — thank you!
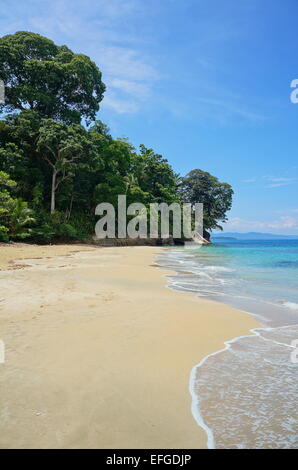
[155,255,268,449]
[189,327,266,449]
[0,244,260,448]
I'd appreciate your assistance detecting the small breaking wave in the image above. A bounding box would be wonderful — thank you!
[203,265,235,273]
[281,301,298,311]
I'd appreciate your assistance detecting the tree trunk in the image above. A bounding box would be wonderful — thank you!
[66,193,74,221]
[51,169,57,214]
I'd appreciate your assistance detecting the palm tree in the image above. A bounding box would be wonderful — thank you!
[7,198,35,239]
[124,173,138,194]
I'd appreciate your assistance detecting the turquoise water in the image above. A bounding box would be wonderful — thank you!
[159,239,298,326]
[158,240,298,449]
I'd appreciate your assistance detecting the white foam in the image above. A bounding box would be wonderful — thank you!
[189,322,298,448]
[189,329,259,449]
[204,265,234,273]
[282,301,298,311]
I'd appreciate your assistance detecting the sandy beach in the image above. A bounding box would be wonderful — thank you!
[0,244,260,449]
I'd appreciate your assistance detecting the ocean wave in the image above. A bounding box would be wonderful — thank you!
[281,301,298,311]
[191,326,298,448]
[203,265,235,273]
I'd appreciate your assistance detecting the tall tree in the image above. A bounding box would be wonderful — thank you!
[36,119,94,213]
[93,138,134,207]
[180,169,233,235]
[0,110,45,202]
[130,145,180,204]
[0,31,105,124]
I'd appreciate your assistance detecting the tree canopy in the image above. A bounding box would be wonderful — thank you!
[180,169,233,232]
[0,31,105,124]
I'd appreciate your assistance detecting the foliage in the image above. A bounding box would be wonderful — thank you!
[128,145,180,205]
[180,169,233,231]
[0,171,35,240]
[36,119,97,212]
[0,31,105,124]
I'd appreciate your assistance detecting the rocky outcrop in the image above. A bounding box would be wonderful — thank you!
[88,237,175,247]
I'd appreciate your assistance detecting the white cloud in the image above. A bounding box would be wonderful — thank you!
[267,183,293,188]
[263,176,297,188]
[103,94,139,114]
[225,215,298,232]
[105,78,151,112]
[265,177,293,182]
[109,79,150,98]
[95,48,158,113]
[241,176,297,187]
[196,97,266,123]
[98,48,158,82]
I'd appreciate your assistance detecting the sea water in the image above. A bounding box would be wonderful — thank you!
[157,239,298,449]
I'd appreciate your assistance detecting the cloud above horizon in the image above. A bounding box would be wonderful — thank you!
[240,175,297,189]
[224,215,298,234]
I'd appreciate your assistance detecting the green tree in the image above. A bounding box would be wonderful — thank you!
[0,110,46,204]
[0,31,105,124]
[0,142,27,183]
[93,138,134,207]
[5,198,35,239]
[130,145,180,204]
[0,171,34,240]
[36,119,95,213]
[180,169,233,236]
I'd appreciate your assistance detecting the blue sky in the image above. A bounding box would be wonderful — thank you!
[1,0,298,234]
